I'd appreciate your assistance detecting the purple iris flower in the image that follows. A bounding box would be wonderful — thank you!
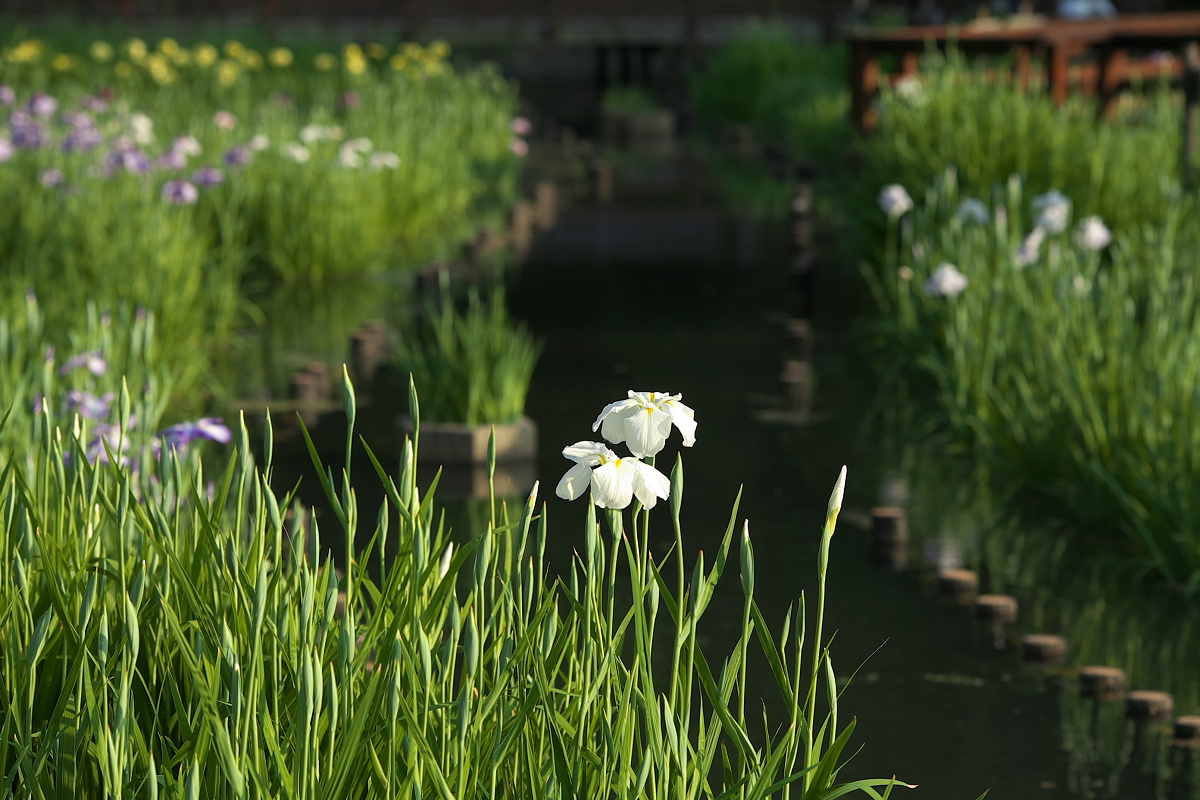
[161,180,198,205]
[39,168,65,188]
[62,110,94,129]
[159,417,232,452]
[28,93,58,118]
[223,146,251,167]
[0,86,14,106]
[10,111,44,149]
[81,95,108,113]
[159,149,187,170]
[11,123,43,149]
[62,127,102,153]
[67,390,115,420]
[59,350,107,376]
[120,149,152,174]
[87,423,130,466]
[192,166,224,187]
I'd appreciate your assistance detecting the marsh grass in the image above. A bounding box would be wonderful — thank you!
[862,50,1183,241]
[867,164,1200,589]
[1,365,908,798]
[893,441,1200,796]
[0,29,521,410]
[395,277,541,426]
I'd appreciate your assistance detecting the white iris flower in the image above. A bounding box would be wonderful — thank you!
[1014,226,1046,267]
[555,442,670,510]
[1075,215,1112,251]
[923,263,968,297]
[1032,189,1071,234]
[877,184,913,219]
[592,390,696,458]
[954,198,989,225]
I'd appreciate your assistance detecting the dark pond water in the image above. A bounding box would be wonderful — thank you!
[243,145,1200,800]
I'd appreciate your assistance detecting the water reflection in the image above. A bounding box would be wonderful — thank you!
[886,432,1200,798]
[215,136,1200,798]
[226,275,408,402]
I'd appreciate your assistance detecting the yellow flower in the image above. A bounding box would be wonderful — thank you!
[52,53,73,71]
[314,53,337,71]
[402,42,423,60]
[429,39,450,59]
[224,40,245,59]
[158,37,180,56]
[243,50,264,70]
[126,38,147,62]
[9,39,43,64]
[346,52,367,76]
[424,60,446,76]
[194,43,218,67]
[89,40,114,62]
[151,65,177,84]
[217,59,239,87]
[389,54,407,71]
[366,42,387,60]
[115,60,133,77]
[170,48,191,66]
[268,47,293,68]
[146,53,176,84]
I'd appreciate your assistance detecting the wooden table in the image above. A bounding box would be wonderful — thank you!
[848,12,1200,132]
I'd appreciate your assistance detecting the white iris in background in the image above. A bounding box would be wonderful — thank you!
[877,184,913,219]
[1014,226,1046,267]
[282,141,310,163]
[592,390,696,458]
[1032,189,1071,234]
[369,151,401,169]
[954,198,989,225]
[923,262,969,297]
[892,76,926,106]
[555,442,670,510]
[338,137,373,168]
[129,111,154,144]
[172,134,202,157]
[1075,215,1112,251]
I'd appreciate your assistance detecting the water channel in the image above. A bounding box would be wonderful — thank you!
[244,139,1200,800]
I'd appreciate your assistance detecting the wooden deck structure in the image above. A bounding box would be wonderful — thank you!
[848,12,1200,132]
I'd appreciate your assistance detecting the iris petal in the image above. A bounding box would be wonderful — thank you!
[664,400,697,447]
[591,461,633,509]
[556,462,593,501]
[562,441,612,465]
[623,406,671,458]
[630,461,671,509]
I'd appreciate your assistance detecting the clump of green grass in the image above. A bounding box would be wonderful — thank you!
[1,366,909,798]
[867,166,1200,589]
[691,22,845,136]
[395,279,541,426]
[601,86,660,113]
[862,49,1182,236]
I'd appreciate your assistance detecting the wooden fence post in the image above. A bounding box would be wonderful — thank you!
[850,39,880,133]
[1184,42,1200,191]
[1048,41,1072,106]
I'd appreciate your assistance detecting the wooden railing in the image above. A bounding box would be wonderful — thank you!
[0,0,831,33]
[847,12,1200,132]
